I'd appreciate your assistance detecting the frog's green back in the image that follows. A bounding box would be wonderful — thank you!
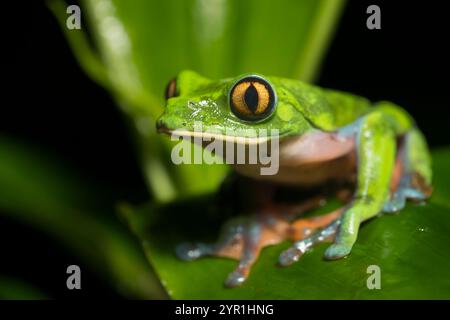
[273,77,372,131]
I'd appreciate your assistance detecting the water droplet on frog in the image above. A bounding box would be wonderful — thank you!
[187,101,196,109]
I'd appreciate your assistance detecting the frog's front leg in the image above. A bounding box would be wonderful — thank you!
[281,110,399,262]
[325,110,397,259]
[325,110,398,259]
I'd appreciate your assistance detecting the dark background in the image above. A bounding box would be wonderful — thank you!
[0,1,448,298]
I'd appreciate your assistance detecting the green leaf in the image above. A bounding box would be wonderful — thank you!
[425,148,450,209]
[123,149,450,299]
[50,0,346,201]
[0,277,48,300]
[74,0,345,111]
[0,135,166,299]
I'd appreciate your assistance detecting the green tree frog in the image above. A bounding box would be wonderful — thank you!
[157,70,433,287]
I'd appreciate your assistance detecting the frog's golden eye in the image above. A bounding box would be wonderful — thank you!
[229,76,276,122]
[165,78,178,100]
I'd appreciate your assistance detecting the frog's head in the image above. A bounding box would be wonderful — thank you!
[156,70,312,143]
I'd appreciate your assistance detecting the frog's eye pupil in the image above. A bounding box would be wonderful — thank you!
[229,76,276,122]
[244,84,259,113]
[165,78,178,100]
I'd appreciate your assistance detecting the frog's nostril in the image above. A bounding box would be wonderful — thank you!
[156,119,167,133]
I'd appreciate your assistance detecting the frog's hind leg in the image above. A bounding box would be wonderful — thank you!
[383,128,433,213]
[221,202,346,286]
[176,196,325,287]
[176,215,264,287]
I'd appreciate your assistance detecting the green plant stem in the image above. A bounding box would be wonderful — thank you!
[293,0,346,82]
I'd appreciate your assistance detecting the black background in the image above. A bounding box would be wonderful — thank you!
[0,1,448,298]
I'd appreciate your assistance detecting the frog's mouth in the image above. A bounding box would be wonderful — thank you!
[157,122,273,145]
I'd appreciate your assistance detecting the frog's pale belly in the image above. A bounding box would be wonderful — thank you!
[233,131,357,186]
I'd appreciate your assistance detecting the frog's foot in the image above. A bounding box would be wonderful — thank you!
[176,215,279,287]
[384,130,433,213]
[384,172,433,213]
[278,208,345,266]
[176,197,327,287]
[175,217,248,262]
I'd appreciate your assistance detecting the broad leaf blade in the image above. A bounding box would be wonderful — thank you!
[0,136,165,299]
[52,0,346,201]
[0,277,48,300]
[81,0,345,108]
[124,149,450,299]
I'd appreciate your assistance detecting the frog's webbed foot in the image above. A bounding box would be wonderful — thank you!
[176,219,245,262]
[384,130,433,213]
[176,197,326,287]
[176,216,272,287]
[278,208,344,266]
[384,172,432,213]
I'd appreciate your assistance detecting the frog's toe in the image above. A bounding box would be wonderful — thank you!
[279,218,341,266]
[278,246,305,267]
[323,243,352,260]
[176,242,210,261]
[224,270,247,287]
[383,192,407,213]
